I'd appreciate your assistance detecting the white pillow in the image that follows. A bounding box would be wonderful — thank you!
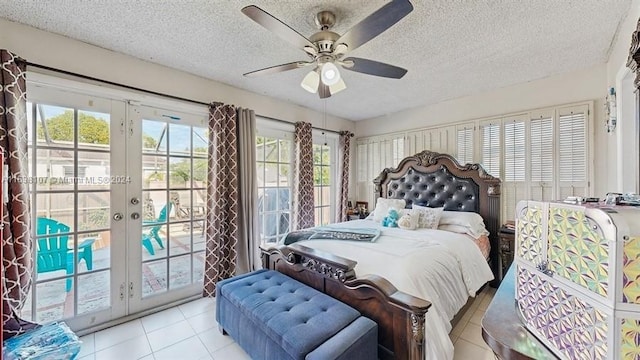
[411,205,444,229]
[372,198,406,223]
[438,224,490,238]
[438,211,488,237]
[439,211,485,226]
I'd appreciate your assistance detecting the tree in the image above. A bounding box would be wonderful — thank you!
[37,110,109,145]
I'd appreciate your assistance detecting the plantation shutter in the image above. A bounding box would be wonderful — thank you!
[502,115,526,220]
[356,140,369,204]
[368,139,381,206]
[405,130,424,155]
[456,124,474,165]
[480,120,501,177]
[557,105,589,198]
[392,136,405,165]
[529,110,554,201]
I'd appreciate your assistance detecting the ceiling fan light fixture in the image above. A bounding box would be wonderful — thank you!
[320,62,340,86]
[301,69,320,93]
[329,78,346,95]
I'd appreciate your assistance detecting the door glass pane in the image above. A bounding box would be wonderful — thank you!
[142,120,167,154]
[142,259,168,297]
[36,105,74,148]
[169,255,191,289]
[169,157,190,189]
[77,271,110,316]
[143,155,167,190]
[169,124,191,156]
[77,151,111,190]
[193,128,207,157]
[36,148,75,191]
[77,110,110,150]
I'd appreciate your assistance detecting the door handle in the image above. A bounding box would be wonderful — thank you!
[113,213,124,221]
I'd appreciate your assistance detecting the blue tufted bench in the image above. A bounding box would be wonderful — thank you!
[216,269,378,360]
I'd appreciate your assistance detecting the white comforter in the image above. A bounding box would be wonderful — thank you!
[289,219,494,360]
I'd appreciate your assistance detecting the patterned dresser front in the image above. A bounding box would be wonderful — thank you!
[514,200,640,360]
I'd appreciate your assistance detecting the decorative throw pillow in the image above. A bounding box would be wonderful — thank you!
[372,198,406,223]
[412,205,444,229]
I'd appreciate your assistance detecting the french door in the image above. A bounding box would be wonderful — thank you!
[126,104,207,314]
[24,80,207,331]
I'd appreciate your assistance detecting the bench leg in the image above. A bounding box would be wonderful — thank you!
[218,324,227,336]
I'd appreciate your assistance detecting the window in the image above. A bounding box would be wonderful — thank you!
[392,136,405,165]
[558,110,587,183]
[503,119,526,182]
[456,125,474,165]
[557,105,589,199]
[480,121,500,177]
[355,101,593,222]
[530,115,553,182]
[256,130,292,243]
[313,143,332,226]
[529,111,554,201]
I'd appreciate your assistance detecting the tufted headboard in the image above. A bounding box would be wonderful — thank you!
[373,150,501,281]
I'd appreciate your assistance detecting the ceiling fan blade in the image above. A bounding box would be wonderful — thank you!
[243,61,310,77]
[242,5,315,50]
[341,57,407,79]
[336,0,413,52]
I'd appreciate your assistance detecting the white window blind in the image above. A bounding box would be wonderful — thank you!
[504,119,525,182]
[480,121,500,177]
[392,136,405,165]
[456,125,474,165]
[559,110,587,182]
[356,142,368,182]
[530,116,554,182]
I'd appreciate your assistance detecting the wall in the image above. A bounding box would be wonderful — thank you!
[0,18,355,134]
[356,65,609,197]
[606,0,640,194]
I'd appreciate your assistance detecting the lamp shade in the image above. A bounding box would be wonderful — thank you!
[329,78,346,95]
[321,62,341,86]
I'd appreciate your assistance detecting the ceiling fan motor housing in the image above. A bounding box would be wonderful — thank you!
[310,31,340,53]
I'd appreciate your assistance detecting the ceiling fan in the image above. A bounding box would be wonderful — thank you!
[241,0,413,98]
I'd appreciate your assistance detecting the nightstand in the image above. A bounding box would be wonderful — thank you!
[497,223,515,283]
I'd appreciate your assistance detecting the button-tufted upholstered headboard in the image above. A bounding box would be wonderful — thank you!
[373,150,501,282]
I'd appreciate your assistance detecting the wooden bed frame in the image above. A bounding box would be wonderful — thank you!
[261,150,501,359]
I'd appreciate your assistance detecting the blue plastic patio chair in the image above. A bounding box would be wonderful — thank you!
[36,217,95,292]
[142,202,172,255]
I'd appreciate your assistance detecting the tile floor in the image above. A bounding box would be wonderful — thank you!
[76,286,497,360]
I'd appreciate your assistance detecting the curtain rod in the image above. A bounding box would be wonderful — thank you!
[22,61,211,106]
[21,61,353,137]
[258,115,353,137]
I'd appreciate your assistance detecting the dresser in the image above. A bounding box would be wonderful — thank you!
[515,200,640,359]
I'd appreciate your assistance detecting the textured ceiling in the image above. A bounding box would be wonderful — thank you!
[0,0,632,121]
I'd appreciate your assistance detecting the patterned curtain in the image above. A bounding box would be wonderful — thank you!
[337,131,353,222]
[1,50,37,339]
[236,107,260,274]
[203,103,239,297]
[292,122,314,230]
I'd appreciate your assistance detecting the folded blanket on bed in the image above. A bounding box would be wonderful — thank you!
[282,227,381,245]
